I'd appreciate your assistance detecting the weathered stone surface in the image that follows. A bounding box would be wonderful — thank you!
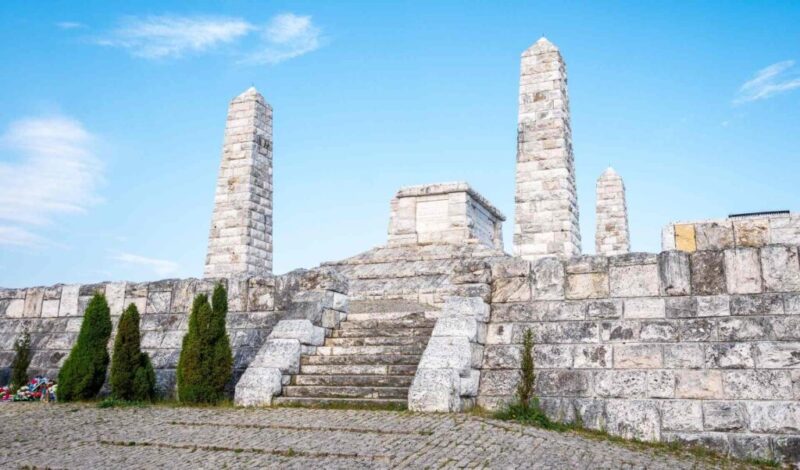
[718,317,772,341]
[678,319,716,342]
[762,245,800,292]
[661,400,703,431]
[614,344,661,368]
[730,293,783,315]
[492,277,531,303]
[623,297,665,319]
[565,255,607,274]
[533,344,573,369]
[490,257,530,279]
[250,339,301,374]
[639,321,678,342]
[674,224,696,252]
[646,370,674,398]
[432,316,483,342]
[695,222,734,250]
[594,370,646,397]
[733,218,769,247]
[585,299,621,319]
[705,343,754,369]
[595,167,629,256]
[663,344,705,369]
[605,399,660,441]
[531,257,565,300]
[408,368,461,412]
[535,370,590,397]
[702,402,747,431]
[247,278,275,311]
[747,401,800,433]
[724,248,762,294]
[658,251,691,296]
[417,336,472,375]
[146,291,171,314]
[674,371,723,399]
[572,345,610,368]
[600,320,640,342]
[268,320,325,346]
[609,264,660,298]
[444,296,489,322]
[565,273,609,299]
[690,251,726,295]
[695,295,730,317]
[234,366,282,406]
[723,370,792,399]
[755,342,800,368]
[665,296,697,318]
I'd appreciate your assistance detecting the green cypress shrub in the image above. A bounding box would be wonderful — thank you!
[110,303,155,401]
[133,353,156,401]
[10,329,32,391]
[517,328,535,408]
[209,283,233,395]
[176,284,233,404]
[58,292,112,401]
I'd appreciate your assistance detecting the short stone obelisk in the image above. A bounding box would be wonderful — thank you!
[204,87,273,278]
[513,37,581,260]
[595,167,630,256]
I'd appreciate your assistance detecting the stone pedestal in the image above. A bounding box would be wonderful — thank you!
[387,182,505,249]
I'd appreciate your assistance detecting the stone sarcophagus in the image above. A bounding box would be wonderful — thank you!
[387,182,505,249]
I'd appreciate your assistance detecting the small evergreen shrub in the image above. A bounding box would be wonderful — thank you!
[58,293,113,401]
[110,303,155,401]
[494,327,557,428]
[10,329,32,391]
[176,283,233,404]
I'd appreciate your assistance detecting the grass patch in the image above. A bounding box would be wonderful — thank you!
[97,398,151,408]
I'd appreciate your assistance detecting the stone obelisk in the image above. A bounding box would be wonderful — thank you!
[595,167,630,256]
[513,37,581,260]
[204,87,273,278]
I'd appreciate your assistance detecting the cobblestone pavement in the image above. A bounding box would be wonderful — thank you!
[0,403,747,469]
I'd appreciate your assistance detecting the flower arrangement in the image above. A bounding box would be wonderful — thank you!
[1,376,57,402]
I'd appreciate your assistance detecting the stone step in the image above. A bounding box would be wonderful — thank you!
[299,364,417,376]
[314,344,426,356]
[302,354,421,366]
[331,327,433,338]
[348,299,434,314]
[282,385,409,399]
[345,311,431,322]
[273,396,407,409]
[339,317,436,330]
[292,374,414,387]
[323,336,429,347]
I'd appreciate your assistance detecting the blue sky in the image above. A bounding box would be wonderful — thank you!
[1,1,799,287]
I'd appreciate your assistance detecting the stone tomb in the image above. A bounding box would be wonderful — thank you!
[387,182,505,249]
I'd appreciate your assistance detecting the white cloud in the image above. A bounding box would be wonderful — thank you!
[99,15,253,59]
[112,252,180,277]
[57,21,86,30]
[243,13,323,65]
[0,116,102,245]
[734,60,800,104]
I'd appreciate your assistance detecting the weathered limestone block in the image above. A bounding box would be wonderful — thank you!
[623,297,665,319]
[247,277,275,311]
[250,338,301,374]
[572,344,611,368]
[41,299,60,318]
[724,248,762,294]
[733,218,769,247]
[566,255,607,274]
[146,290,171,314]
[535,370,591,397]
[3,299,24,318]
[723,370,792,399]
[755,342,800,368]
[105,282,126,314]
[585,299,621,319]
[268,319,325,346]
[679,318,717,342]
[605,399,661,441]
[600,320,640,342]
[663,344,705,369]
[417,336,473,375]
[492,277,531,303]
[690,251,726,295]
[490,257,530,279]
[408,368,461,412]
[747,401,800,433]
[234,367,282,407]
[646,370,675,398]
[662,225,676,251]
[665,296,696,318]
[565,273,609,299]
[443,296,489,322]
[730,293,783,316]
[609,263,659,297]
[639,321,678,342]
[594,370,646,397]
[702,402,748,431]
[23,289,44,317]
[704,343,754,369]
[695,222,734,250]
[696,295,730,317]
[718,317,772,341]
[675,370,723,399]
[478,369,519,396]
[459,369,481,397]
[661,400,703,431]
[531,257,565,300]
[762,245,800,292]
[432,316,484,343]
[534,344,573,368]
[658,251,691,295]
[614,344,662,368]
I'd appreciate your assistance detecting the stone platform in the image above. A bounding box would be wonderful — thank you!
[0,403,745,469]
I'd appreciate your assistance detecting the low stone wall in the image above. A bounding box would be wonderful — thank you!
[0,268,347,396]
[479,245,800,463]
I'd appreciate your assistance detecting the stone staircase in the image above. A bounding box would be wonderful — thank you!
[273,301,436,408]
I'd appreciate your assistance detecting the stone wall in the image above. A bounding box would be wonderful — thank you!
[663,213,800,253]
[0,268,346,396]
[479,245,800,463]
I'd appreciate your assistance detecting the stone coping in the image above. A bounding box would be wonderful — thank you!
[395,182,506,221]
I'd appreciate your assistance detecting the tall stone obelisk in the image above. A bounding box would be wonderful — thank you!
[595,167,630,256]
[204,87,273,278]
[513,37,581,260]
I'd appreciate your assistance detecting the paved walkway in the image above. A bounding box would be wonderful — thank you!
[0,403,742,469]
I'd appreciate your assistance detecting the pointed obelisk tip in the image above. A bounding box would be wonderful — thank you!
[600,167,620,178]
[524,36,559,55]
[236,86,262,99]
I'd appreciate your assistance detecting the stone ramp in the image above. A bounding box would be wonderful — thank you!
[274,300,436,408]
